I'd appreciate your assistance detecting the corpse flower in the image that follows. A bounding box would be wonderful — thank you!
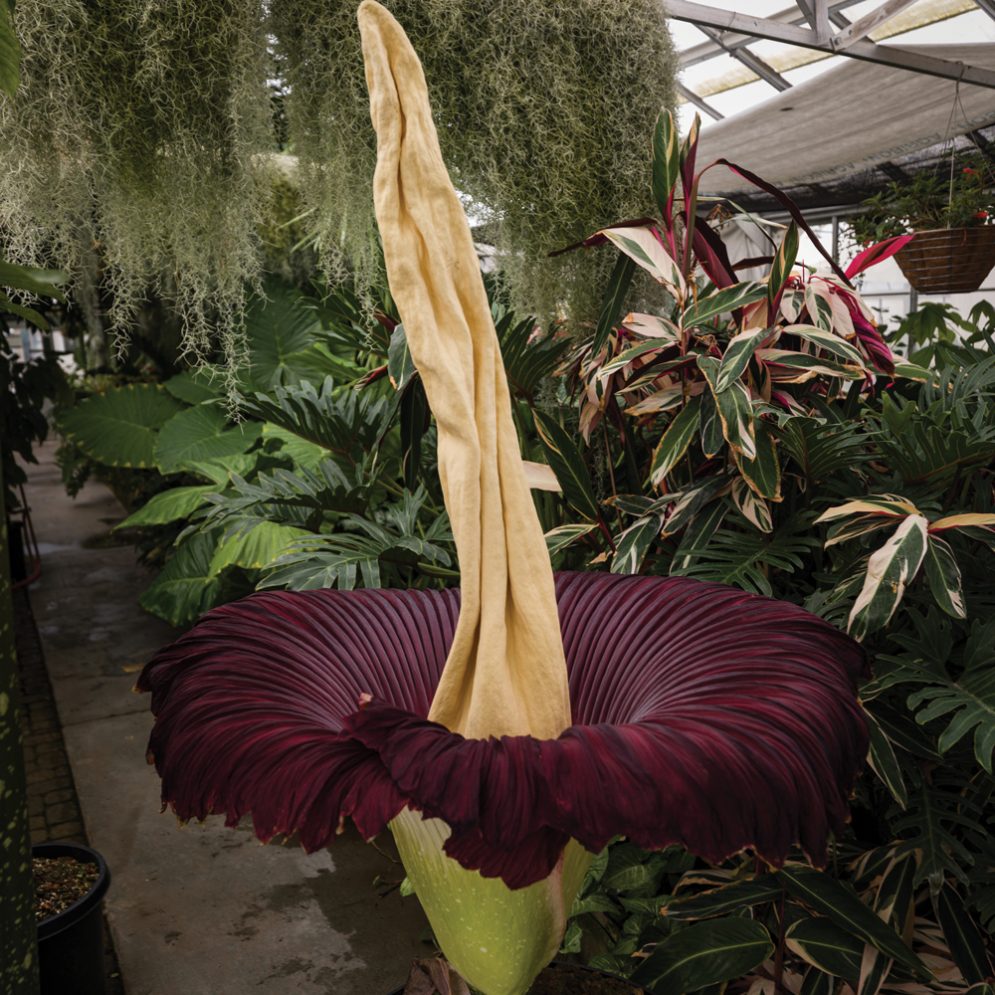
[138,5,869,994]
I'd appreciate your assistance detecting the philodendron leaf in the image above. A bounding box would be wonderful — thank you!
[923,535,966,619]
[848,515,929,641]
[138,532,221,627]
[631,918,773,994]
[208,521,310,577]
[58,384,185,469]
[778,867,927,976]
[534,410,602,523]
[116,485,217,529]
[649,397,701,487]
[154,404,262,474]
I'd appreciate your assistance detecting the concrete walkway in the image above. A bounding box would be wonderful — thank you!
[23,444,429,995]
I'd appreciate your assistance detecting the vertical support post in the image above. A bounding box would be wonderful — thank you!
[0,460,41,995]
[831,214,840,265]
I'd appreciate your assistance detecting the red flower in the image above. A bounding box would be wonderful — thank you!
[139,572,868,889]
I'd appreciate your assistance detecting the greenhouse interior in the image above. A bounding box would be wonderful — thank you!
[2,2,995,994]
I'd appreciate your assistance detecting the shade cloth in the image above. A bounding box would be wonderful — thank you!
[697,43,995,204]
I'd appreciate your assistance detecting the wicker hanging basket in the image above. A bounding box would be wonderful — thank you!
[894,226,995,294]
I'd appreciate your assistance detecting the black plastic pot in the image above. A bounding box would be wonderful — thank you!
[34,842,111,995]
[388,959,646,994]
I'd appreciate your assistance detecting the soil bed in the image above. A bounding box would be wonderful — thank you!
[528,962,644,994]
[34,855,99,921]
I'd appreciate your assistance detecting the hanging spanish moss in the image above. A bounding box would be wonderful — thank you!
[272,0,677,320]
[0,1,271,371]
[0,0,676,363]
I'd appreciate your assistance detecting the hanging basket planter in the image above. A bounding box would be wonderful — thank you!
[894,226,995,294]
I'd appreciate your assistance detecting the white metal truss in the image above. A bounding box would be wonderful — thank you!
[671,0,995,97]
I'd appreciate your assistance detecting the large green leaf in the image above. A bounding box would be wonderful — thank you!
[240,283,356,390]
[139,532,221,627]
[260,423,329,469]
[116,486,217,529]
[778,867,927,976]
[163,369,222,405]
[631,919,773,994]
[209,521,310,577]
[154,404,261,474]
[58,385,184,468]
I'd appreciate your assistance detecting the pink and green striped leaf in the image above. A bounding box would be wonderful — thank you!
[649,397,702,487]
[848,515,929,641]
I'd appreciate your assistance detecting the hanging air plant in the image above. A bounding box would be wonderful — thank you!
[138,7,868,994]
[0,0,675,364]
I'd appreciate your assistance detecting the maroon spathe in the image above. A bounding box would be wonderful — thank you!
[139,572,868,890]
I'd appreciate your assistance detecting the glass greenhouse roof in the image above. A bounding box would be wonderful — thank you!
[669,0,995,211]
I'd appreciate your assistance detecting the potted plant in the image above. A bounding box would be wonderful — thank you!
[850,154,995,293]
[33,842,112,995]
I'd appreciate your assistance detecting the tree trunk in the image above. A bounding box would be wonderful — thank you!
[0,461,40,993]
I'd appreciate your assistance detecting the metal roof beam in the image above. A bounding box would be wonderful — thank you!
[697,25,793,90]
[677,83,725,119]
[832,0,921,48]
[973,0,995,21]
[665,1,995,89]
[679,0,863,67]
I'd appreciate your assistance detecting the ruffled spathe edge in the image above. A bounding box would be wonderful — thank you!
[140,573,868,890]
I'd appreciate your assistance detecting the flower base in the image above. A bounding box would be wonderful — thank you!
[894,226,995,294]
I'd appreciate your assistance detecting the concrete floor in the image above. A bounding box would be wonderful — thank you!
[23,444,430,995]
